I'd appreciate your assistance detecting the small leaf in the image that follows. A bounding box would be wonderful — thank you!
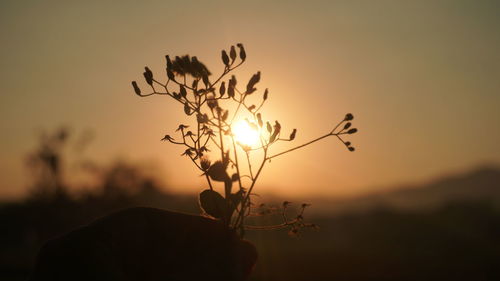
[131,81,141,96]
[221,50,230,66]
[199,189,227,219]
[347,128,358,134]
[207,160,230,182]
[231,173,239,182]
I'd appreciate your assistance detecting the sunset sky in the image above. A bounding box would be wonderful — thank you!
[1,0,499,199]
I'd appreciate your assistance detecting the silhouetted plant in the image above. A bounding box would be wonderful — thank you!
[132,44,357,237]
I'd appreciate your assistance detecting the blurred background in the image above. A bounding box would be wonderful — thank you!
[1,0,499,280]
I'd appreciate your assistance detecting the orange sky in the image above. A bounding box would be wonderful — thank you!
[1,0,499,199]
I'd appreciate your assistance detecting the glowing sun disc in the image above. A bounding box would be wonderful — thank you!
[233,120,260,147]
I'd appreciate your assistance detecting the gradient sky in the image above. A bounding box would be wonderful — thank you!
[1,0,499,199]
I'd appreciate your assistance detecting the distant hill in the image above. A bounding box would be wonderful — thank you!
[310,165,500,215]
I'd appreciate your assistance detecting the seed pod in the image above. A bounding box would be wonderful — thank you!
[266,122,272,133]
[143,67,153,85]
[219,81,226,97]
[167,69,175,80]
[237,43,246,61]
[263,88,268,100]
[257,113,263,127]
[221,50,230,66]
[345,113,354,121]
[289,129,297,140]
[180,85,187,98]
[230,45,237,62]
[343,122,352,130]
[202,74,209,88]
[165,55,172,70]
[200,158,211,171]
[246,71,260,94]
[347,128,358,134]
[184,102,191,115]
[221,110,229,122]
[131,81,141,96]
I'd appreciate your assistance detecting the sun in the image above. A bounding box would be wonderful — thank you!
[232,120,260,147]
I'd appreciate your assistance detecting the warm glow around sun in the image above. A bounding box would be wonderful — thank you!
[233,120,260,147]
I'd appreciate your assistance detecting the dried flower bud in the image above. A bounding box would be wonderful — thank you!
[160,135,173,141]
[246,71,260,94]
[221,50,230,66]
[202,74,209,88]
[184,102,191,115]
[230,45,237,62]
[131,81,141,96]
[289,129,297,140]
[219,81,226,97]
[221,110,229,122]
[200,157,211,171]
[257,113,263,127]
[237,43,246,61]
[180,85,187,98]
[143,67,153,85]
[167,69,175,80]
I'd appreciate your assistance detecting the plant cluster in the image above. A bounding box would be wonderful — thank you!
[131,44,357,237]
